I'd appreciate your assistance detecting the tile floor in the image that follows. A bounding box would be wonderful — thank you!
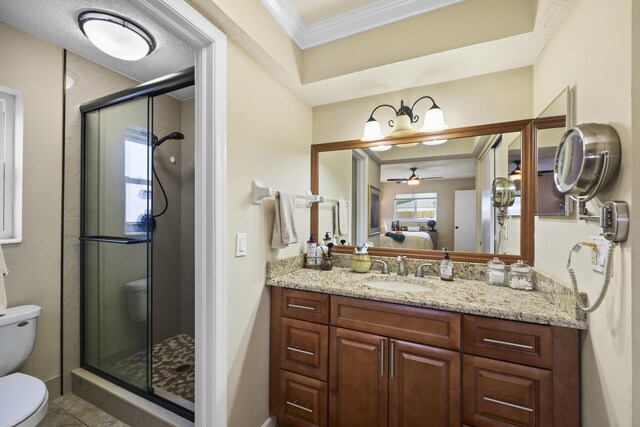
[40,394,128,427]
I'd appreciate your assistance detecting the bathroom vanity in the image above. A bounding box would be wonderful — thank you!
[267,261,584,427]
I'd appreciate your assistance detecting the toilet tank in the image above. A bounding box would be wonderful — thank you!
[0,305,41,376]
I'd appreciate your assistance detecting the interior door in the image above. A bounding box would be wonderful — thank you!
[330,327,388,427]
[454,190,477,252]
[389,340,461,427]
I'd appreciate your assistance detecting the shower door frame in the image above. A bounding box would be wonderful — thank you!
[79,2,228,425]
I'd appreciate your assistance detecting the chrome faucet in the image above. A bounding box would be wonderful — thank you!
[415,263,433,277]
[372,259,389,274]
[397,256,408,276]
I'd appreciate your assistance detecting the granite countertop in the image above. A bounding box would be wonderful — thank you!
[266,266,587,329]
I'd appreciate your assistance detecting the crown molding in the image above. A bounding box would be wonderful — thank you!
[261,0,466,49]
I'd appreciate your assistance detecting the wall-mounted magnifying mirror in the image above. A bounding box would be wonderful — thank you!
[492,177,516,216]
[554,123,621,212]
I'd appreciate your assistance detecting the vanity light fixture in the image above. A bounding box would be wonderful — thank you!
[78,11,155,61]
[361,96,447,141]
[370,145,392,152]
[422,139,448,146]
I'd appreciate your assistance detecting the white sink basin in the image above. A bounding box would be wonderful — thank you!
[365,280,433,293]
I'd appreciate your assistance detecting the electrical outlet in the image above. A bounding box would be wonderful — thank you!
[590,236,610,273]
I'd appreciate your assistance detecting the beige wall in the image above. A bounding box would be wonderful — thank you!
[0,22,63,388]
[381,178,475,250]
[226,42,313,427]
[313,67,533,143]
[532,0,633,425]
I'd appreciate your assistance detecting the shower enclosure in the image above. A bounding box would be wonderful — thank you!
[80,69,195,419]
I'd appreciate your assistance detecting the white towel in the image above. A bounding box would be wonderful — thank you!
[0,244,9,316]
[271,192,298,249]
[337,198,349,236]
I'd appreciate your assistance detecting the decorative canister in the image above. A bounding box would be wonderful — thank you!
[321,257,333,271]
[486,257,506,286]
[508,260,534,291]
[351,254,372,273]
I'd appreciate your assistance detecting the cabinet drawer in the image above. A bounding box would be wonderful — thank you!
[463,355,552,427]
[463,315,552,369]
[281,318,328,380]
[279,370,327,427]
[331,296,461,350]
[281,289,330,324]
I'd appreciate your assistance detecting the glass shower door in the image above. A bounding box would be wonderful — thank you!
[81,96,153,392]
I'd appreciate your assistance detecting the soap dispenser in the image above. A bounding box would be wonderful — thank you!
[440,251,453,281]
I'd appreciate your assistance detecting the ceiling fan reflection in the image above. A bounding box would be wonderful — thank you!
[386,167,443,185]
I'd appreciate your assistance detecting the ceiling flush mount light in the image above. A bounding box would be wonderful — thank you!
[361,96,448,141]
[78,11,155,61]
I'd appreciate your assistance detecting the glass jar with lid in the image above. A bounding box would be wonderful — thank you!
[508,260,534,291]
[486,257,506,286]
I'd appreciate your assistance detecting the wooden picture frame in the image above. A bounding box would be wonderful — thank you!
[368,185,381,236]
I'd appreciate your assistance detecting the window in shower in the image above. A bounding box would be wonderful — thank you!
[124,130,152,235]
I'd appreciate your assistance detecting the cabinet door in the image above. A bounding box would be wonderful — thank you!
[330,327,388,427]
[389,340,460,427]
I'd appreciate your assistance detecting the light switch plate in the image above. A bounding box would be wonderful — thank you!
[590,235,609,273]
[236,233,247,257]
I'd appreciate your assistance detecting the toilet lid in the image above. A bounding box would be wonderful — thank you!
[0,373,47,426]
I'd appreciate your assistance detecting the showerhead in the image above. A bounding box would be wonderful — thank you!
[154,131,185,147]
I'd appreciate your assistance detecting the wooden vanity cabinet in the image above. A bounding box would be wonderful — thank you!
[270,287,579,427]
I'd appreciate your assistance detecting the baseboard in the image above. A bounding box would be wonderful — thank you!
[45,375,62,401]
[260,415,277,427]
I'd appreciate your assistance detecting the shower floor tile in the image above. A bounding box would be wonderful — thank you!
[111,333,195,403]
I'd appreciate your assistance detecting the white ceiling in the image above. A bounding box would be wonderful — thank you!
[381,158,477,181]
[290,0,378,25]
[261,0,466,49]
[0,0,195,100]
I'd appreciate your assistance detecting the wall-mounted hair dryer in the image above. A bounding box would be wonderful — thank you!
[554,123,629,312]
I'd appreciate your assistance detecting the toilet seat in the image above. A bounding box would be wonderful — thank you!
[0,373,48,427]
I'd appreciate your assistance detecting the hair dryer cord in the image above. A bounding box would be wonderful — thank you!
[567,242,617,313]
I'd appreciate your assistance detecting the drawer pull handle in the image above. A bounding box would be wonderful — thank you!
[483,338,533,350]
[286,346,314,356]
[484,396,534,413]
[287,303,315,311]
[286,400,313,413]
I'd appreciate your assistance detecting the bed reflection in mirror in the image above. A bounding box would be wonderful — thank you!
[317,131,523,256]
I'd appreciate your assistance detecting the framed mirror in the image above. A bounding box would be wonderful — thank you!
[534,86,572,216]
[311,119,535,264]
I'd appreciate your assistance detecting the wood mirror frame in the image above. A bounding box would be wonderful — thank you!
[311,119,536,265]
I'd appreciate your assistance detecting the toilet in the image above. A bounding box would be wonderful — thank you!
[125,278,148,322]
[0,305,48,427]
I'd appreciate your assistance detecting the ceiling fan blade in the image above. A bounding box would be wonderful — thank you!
[420,176,443,180]
[386,178,405,181]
